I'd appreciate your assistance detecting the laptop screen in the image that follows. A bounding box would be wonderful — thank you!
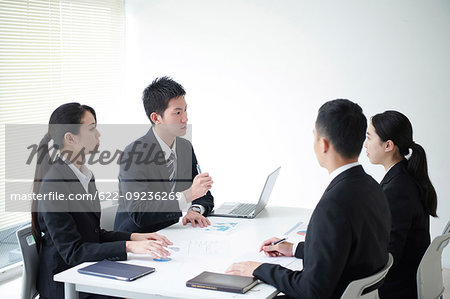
[253,167,281,215]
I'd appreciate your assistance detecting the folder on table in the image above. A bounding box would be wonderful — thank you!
[186,271,258,294]
[78,260,155,281]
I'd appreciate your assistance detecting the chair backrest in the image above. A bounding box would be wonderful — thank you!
[443,220,450,235]
[16,224,39,299]
[100,202,118,231]
[341,253,394,299]
[417,233,450,299]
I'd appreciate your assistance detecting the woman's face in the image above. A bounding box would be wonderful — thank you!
[72,111,100,154]
[364,122,387,165]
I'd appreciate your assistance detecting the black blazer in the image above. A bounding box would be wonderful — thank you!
[253,165,391,299]
[114,129,214,233]
[379,160,430,299]
[36,159,131,299]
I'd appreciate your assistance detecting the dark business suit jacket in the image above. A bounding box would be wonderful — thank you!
[114,128,214,233]
[253,165,391,299]
[379,159,430,299]
[36,159,131,299]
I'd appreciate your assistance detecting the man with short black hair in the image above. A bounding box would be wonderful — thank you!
[227,99,391,299]
[114,76,214,233]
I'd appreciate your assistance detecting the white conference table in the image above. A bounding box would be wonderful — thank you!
[54,206,312,299]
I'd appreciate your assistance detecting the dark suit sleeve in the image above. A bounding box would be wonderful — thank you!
[118,146,181,228]
[99,229,131,243]
[40,212,127,265]
[253,201,351,298]
[191,148,214,215]
[383,178,413,265]
[38,182,127,265]
[294,242,305,259]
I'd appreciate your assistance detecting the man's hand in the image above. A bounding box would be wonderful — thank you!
[225,261,262,277]
[185,173,213,202]
[259,237,294,257]
[130,232,173,246]
[182,210,211,228]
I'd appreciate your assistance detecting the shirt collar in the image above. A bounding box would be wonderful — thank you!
[59,154,93,192]
[329,161,360,182]
[152,126,177,161]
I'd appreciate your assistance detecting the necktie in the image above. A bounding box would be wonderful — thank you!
[167,152,176,191]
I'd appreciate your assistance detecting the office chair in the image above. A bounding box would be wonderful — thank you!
[100,202,118,231]
[417,233,450,299]
[340,253,393,299]
[443,220,450,234]
[16,224,39,299]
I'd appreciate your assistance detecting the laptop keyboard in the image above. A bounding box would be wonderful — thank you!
[229,203,256,215]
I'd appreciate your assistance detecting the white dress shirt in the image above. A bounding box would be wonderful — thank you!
[328,161,360,183]
[60,155,93,193]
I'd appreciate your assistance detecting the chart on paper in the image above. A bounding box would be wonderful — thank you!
[202,222,238,233]
[284,221,308,237]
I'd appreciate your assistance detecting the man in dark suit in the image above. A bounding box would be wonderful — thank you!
[114,77,214,233]
[226,99,391,299]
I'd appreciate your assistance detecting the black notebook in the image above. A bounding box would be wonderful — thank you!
[186,271,259,294]
[78,260,155,281]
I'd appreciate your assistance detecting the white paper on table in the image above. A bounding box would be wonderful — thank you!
[171,239,232,257]
[284,221,308,237]
[201,222,238,233]
[234,251,297,268]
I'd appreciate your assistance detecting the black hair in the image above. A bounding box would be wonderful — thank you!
[371,110,437,217]
[31,102,96,252]
[142,76,186,124]
[315,99,367,159]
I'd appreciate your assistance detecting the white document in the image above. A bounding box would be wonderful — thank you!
[202,222,238,233]
[171,239,231,257]
[235,251,297,268]
[284,221,308,237]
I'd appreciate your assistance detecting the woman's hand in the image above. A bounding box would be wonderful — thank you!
[126,240,170,259]
[130,232,172,246]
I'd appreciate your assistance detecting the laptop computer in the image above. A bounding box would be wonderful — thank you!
[210,166,281,218]
[78,260,155,281]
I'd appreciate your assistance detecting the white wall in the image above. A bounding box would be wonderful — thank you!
[123,0,450,266]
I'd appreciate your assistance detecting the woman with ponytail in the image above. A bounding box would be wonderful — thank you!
[364,110,437,299]
[32,103,173,299]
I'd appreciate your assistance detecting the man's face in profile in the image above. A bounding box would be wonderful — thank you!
[157,96,188,138]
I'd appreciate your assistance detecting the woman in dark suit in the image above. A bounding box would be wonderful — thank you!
[364,110,438,299]
[32,103,173,299]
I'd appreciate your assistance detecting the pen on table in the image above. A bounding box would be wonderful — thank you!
[271,237,288,246]
[196,164,202,174]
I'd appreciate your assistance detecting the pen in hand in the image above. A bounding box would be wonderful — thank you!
[196,164,202,174]
[271,237,288,246]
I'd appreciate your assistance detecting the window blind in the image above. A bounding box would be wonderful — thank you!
[0,0,125,230]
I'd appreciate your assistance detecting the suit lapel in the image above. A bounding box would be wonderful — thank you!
[53,158,101,215]
[175,138,192,180]
[88,175,101,218]
[144,128,170,179]
[380,159,406,187]
[53,158,88,196]
[143,128,173,192]
[141,129,194,192]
